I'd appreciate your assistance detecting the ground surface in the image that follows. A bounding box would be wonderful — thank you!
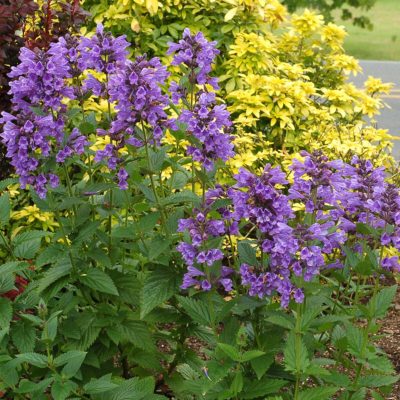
[337,0,400,61]
[378,288,400,399]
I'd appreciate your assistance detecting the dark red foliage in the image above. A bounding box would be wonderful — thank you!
[0,0,88,180]
[1,275,29,301]
[24,0,89,51]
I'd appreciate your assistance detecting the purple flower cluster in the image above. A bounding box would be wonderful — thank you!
[168,29,220,89]
[168,29,234,171]
[179,91,234,171]
[178,151,400,307]
[177,188,236,292]
[78,23,129,96]
[0,41,86,197]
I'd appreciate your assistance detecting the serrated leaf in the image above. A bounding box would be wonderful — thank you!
[79,121,96,135]
[218,343,241,362]
[0,261,29,275]
[109,376,155,400]
[107,320,154,350]
[0,193,10,226]
[177,296,211,326]
[369,285,397,319]
[0,297,12,329]
[283,333,309,373]
[161,191,200,206]
[15,377,53,394]
[359,374,399,387]
[148,148,166,172]
[297,386,339,400]
[240,378,287,399]
[51,379,77,400]
[12,320,36,353]
[84,375,118,394]
[37,258,72,293]
[13,230,50,259]
[80,269,119,296]
[251,354,274,380]
[241,349,265,362]
[140,267,178,318]
[60,351,87,379]
[266,314,295,330]
[345,323,364,357]
[16,352,48,368]
[238,241,258,266]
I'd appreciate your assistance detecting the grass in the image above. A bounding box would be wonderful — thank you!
[336,0,400,60]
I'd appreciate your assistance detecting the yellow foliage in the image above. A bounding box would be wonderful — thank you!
[82,0,395,176]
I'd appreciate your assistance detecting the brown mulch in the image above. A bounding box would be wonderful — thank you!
[378,288,400,399]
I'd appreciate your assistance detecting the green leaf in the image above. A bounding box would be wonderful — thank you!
[51,379,77,400]
[238,241,258,266]
[0,193,10,226]
[16,352,48,368]
[110,376,155,400]
[345,323,364,357]
[0,261,29,275]
[12,320,36,353]
[140,267,178,318]
[297,386,339,400]
[369,285,397,319]
[80,269,119,296]
[240,378,287,399]
[37,258,72,293]
[169,171,189,189]
[241,349,265,362]
[79,121,96,135]
[84,375,118,394]
[0,297,12,329]
[148,148,166,172]
[231,370,243,394]
[15,377,53,394]
[358,374,399,388]
[161,191,200,206]
[283,333,309,373]
[177,296,212,326]
[13,230,50,259]
[42,312,60,342]
[107,320,154,350]
[60,351,87,379]
[217,343,241,362]
[75,221,101,244]
[266,314,295,330]
[251,354,274,380]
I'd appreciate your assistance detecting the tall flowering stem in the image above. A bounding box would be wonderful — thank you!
[168,29,235,194]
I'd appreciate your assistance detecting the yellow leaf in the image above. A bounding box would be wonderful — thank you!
[145,0,158,15]
[131,18,140,32]
[224,7,238,22]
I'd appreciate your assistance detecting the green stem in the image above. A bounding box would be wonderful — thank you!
[108,189,113,255]
[294,301,303,400]
[63,164,77,225]
[143,133,170,237]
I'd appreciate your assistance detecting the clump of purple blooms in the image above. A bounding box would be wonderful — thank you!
[168,29,234,171]
[0,41,87,197]
[177,187,236,292]
[2,26,234,195]
[178,151,400,308]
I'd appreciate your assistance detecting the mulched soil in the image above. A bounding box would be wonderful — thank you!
[378,288,400,399]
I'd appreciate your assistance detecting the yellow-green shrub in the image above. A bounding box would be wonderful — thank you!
[82,0,395,172]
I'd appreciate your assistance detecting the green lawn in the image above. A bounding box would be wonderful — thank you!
[337,0,400,60]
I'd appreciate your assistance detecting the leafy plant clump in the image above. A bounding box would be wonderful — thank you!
[0,25,398,400]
